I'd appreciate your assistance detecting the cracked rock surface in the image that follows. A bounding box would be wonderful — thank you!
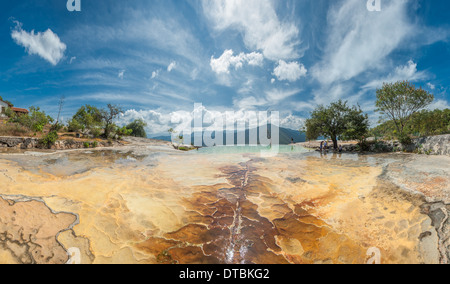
[0,145,448,264]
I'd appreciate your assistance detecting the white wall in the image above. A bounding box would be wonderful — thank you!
[0,101,9,114]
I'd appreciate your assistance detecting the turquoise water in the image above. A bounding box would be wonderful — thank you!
[196,144,311,155]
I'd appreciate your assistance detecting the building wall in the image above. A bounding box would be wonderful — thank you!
[0,101,9,114]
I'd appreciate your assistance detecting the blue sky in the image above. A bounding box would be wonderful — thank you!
[1,0,449,135]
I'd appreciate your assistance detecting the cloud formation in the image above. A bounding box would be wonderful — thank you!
[273,60,307,82]
[210,49,264,74]
[118,70,125,79]
[167,61,177,72]
[362,60,428,89]
[11,21,67,66]
[312,0,413,85]
[203,0,301,61]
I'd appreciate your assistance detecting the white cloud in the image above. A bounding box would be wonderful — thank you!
[273,60,307,82]
[69,56,77,64]
[120,104,308,136]
[210,49,264,74]
[362,60,428,89]
[167,61,177,72]
[233,96,268,110]
[280,115,305,130]
[202,0,301,61]
[11,21,67,66]
[118,70,125,79]
[427,99,450,111]
[312,0,413,85]
[427,83,436,90]
[265,88,301,103]
[151,69,161,79]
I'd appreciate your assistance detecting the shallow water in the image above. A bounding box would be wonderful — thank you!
[0,147,448,264]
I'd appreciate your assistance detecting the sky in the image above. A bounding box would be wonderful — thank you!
[1,0,449,136]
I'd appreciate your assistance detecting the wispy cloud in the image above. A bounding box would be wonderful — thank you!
[312,0,413,85]
[202,0,302,61]
[362,60,429,90]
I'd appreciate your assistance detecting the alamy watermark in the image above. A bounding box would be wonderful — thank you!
[67,0,81,12]
[170,103,280,157]
[367,0,381,12]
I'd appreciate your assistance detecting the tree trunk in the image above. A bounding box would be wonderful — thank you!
[331,136,338,150]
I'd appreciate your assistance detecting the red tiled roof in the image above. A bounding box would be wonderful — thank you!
[11,107,29,113]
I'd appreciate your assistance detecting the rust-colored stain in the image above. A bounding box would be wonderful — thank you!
[135,161,367,264]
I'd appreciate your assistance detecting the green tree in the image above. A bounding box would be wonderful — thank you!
[115,125,133,137]
[126,119,147,138]
[305,100,369,149]
[375,81,434,139]
[13,106,53,133]
[68,105,103,132]
[342,106,370,144]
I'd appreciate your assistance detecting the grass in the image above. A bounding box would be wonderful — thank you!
[0,122,32,137]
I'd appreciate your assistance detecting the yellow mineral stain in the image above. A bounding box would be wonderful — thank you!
[0,149,446,264]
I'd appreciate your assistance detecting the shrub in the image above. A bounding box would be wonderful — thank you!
[40,131,59,149]
[50,122,64,132]
[12,106,53,133]
[93,141,98,148]
[91,128,102,138]
[4,107,16,119]
[126,119,147,138]
[116,126,133,137]
[83,142,90,148]
[67,119,84,132]
[398,134,412,146]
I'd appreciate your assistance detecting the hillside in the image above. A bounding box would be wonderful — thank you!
[151,125,305,146]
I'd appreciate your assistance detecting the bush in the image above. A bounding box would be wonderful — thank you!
[40,131,59,148]
[0,123,30,136]
[126,119,147,138]
[91,128,102,138]
[398,134,412,146]
[4,107,16,119]
[92,141,98,148]
[116,126,133,137]
[67,119,84,132]
[83,142,90,148]
[50,122,64,132]
[11,106,53,133]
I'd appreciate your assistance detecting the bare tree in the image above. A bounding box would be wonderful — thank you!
[56,95,65,124]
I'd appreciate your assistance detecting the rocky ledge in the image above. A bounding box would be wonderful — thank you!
[301,134,450,156]
[0,136,121,150]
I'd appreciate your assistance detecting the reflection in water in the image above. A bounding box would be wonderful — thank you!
[0,147,446,264]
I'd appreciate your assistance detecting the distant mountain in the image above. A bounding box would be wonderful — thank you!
[150,135,172,142]
[149,125,305,146]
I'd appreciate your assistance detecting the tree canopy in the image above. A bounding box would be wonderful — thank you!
[126,119,147,138]
[305,100,369,149]
[100,104,124,138]
[68,105,103,133]
[375,80,434,139]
